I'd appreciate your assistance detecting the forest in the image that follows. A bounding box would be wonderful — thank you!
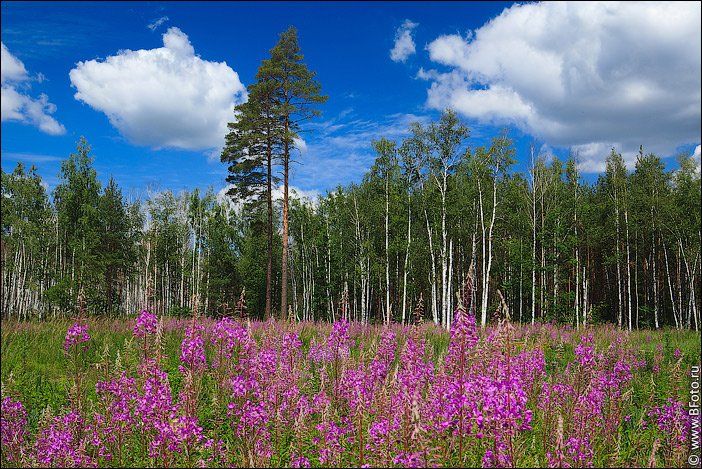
[1,16,701,469]
[1,28,700,331]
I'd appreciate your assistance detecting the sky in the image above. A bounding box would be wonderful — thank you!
[1,1,700,201]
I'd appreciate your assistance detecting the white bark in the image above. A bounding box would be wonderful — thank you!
[402,192,411,325]
[625,207,632,331]
[385,174,391,324]
[663,243,680,328]
[425,208,439,325]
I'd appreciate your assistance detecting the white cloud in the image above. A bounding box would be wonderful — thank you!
[423,2,701,172]
[272,184,320,207]
[293,136,308,155]
[539,143,556,164]
[69,27,246,151]
[693,144,701,176]
[1,43,28,82]
[2,152,63,163]
[216,185,240,215]
[390,20,418,63]
[147,16,169,31]
[217,183,320,215]
[570,142,640,173]
[1,42,66,135]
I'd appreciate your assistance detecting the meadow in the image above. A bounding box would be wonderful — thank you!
[1,310,700,468]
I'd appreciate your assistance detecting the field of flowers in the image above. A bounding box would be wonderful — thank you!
[1,308,700,468]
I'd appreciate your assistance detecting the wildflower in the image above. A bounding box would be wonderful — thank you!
[179,324,206,372]
[33,411,95,467]
[1,396,27,463]
[133,309,158,338]
[64,322,90,352]
[290,454,311,467]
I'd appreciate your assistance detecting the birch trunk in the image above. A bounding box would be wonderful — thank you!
[425,208,439,325]
[625,207,632,331]
[402,192,411,324]
[385,175,391,324]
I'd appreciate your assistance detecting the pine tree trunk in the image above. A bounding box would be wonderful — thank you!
[281,118,290,320]
[266,134,273,319]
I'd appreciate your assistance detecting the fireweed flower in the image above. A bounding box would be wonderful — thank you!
[210,317,249,351]
[1,396,27,463]
[328,319,351,360]
[445,306,479,373]
[3,318,697,467]
[135,362,176,425]
[315,420,346,466]
[95,372,137,427]
[290,454,311,467]
[180,324,206,372]
[133,309,158,338]
[33,411,96,467]
[648,398,689,449]
[64,322,90,352]
[574,334,596,367]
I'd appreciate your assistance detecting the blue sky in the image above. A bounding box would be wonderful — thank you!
[2,1,700,199]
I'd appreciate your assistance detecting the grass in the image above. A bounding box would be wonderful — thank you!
[1,317,700,467]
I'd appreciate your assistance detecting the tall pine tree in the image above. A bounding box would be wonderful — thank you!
[261,26,327,319]
[222,79,281,318]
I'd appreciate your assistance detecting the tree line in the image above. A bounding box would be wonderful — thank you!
[1,27,700,329]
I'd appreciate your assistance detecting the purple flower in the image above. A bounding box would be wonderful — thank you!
[34,411,95,467]
[180,324,206,372]
[64,322,90,352]
[1,397,27,463]
[133,309,158,338]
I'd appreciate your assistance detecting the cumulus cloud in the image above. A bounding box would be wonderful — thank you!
[390,20,418,63]
[569,142,640,173]
[69,27,246,151]
[1,43,28,82]
[217,183,320,215]
[422,2,701,172]
[1,42,66,135]
[272,184,320,207]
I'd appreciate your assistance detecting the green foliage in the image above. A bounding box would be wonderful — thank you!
[1,319,699,465]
